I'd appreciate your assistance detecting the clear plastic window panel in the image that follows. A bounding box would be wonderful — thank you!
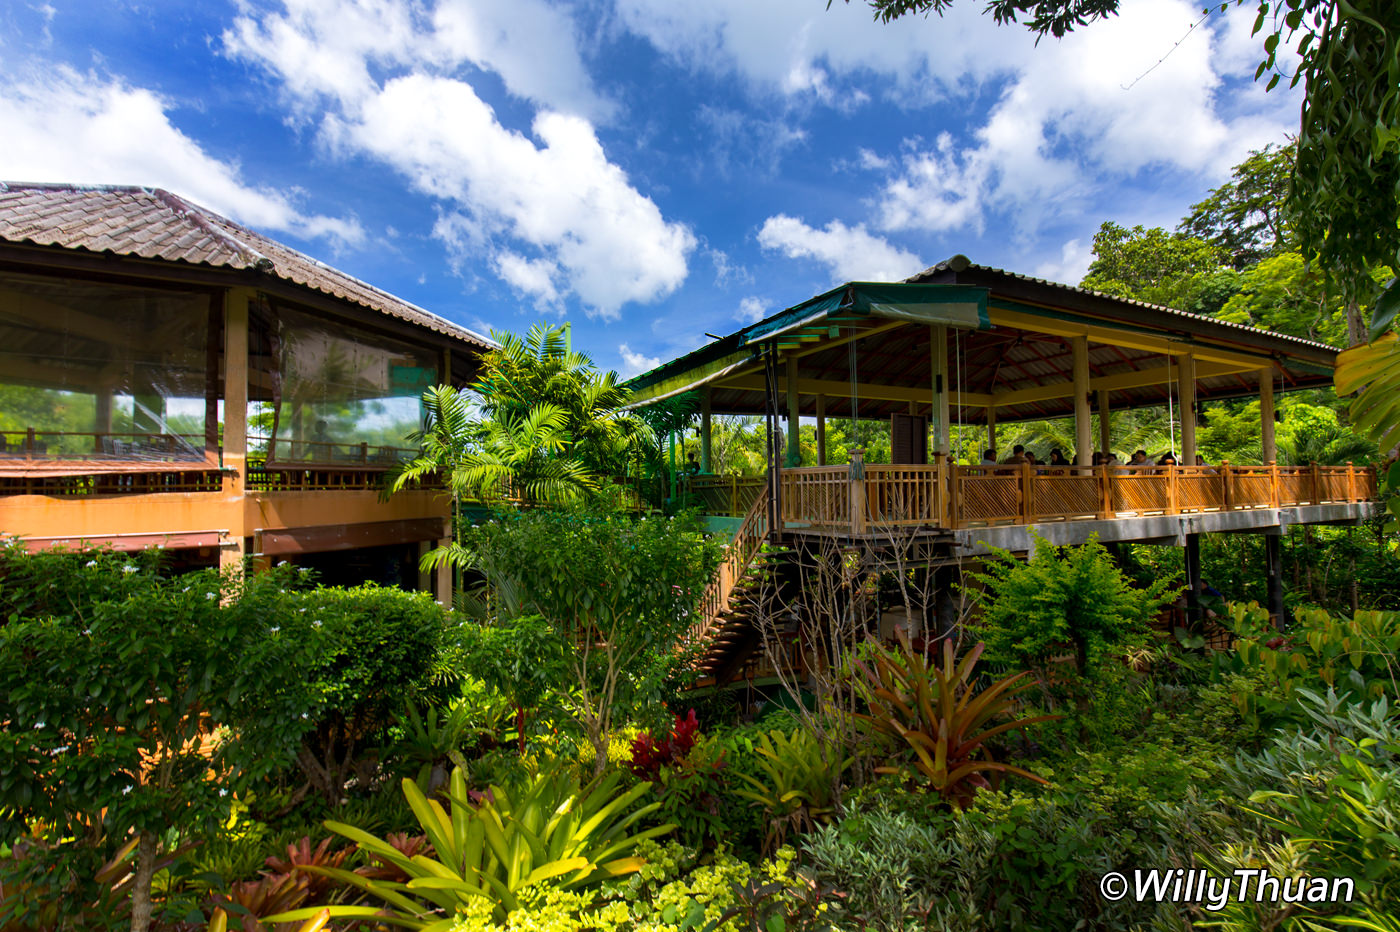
[249,304,437,466]
[0,272,211,462]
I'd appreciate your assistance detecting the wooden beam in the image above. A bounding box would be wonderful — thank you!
[1097,389,1111,456]
[815,393,826,466]
[788,319,907,360]
[990,359,1253,408]
[987,304,1278,371]
[713,374,994,409]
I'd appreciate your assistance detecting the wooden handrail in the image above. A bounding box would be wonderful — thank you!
[687,485,771,655]
[765,463,1377,532]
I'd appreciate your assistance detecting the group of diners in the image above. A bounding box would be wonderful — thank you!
[976,444,1210,470]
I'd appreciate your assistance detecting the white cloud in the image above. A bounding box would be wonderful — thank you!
[614,0,1026,107]
[757,215,921,283]
[0,68,362,246]
[737,296,767,323]
[618,343,662,378]
[223,0,609,120]
[226,0,692,318]
[868,0,1295,240]
[493,250,562,307]
[1034,238,1094,286]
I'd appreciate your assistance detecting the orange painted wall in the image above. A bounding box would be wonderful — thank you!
[1,489,450,544]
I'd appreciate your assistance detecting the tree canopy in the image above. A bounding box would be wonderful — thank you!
[851,0,1400,337]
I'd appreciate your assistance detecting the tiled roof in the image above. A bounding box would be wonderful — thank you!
[0,182,494,349]
[904,254,1334,352]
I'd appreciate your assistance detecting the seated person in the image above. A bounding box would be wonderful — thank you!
[1157,452,1178,466]
[999,443,1027,465]
[1127,449,1149,468]
[1047,448,1070,467]
[979,449,998,467]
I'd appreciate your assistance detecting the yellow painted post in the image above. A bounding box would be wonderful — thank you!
[1179,354,1197,466]
[220,288,251,575]
[1019,459,1033,524]
[1221,461,1233,511]
[1072,336,1092,465]
[1260,369,1277,464]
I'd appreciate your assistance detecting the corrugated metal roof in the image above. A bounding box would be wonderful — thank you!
[904,255,1335,353]
[0,182,495,349]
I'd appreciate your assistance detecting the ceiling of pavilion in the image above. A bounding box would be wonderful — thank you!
[625,259,1338,425]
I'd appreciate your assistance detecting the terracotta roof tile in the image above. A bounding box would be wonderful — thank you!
[0,182,494,350]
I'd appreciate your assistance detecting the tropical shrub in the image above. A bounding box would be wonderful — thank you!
[270,764,671,928]
[292,584,449,805]
[0,550,316,932]
[1216,602,1400,727]
[458,509,722,775]
[966,534,1177,691]
[628,711,730,850]
[851,637,1055,808]
[732,728,853,854]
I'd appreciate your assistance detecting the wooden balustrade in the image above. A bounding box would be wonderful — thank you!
[767,462,1376,535]
[688,486,770,654]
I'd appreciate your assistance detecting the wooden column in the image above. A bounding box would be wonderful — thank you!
[815,394,827,466]
[1260,368,1277,465]
[219,288,252,575]
[986,404,996,457]
[1072,336,1092,466]
[785,356,801,467]
[1097,390,1111,458]
[931,325,950,456]
[700,388,712,473]
[1179,353,1197,465]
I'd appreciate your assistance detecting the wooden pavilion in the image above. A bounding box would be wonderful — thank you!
[624,255,1378,683]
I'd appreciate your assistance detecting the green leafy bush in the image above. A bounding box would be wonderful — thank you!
[967,534,1177,691]
[292,584,449,805]
[1215,602,1400,728]
[0,547,316,932]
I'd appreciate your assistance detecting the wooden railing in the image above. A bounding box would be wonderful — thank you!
[688,486,771,654]
[768,461,1376,534]
[687,475,766,517]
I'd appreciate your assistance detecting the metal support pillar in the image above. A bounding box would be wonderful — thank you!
[1265,533,1286,626]
[1183,532,1202,628]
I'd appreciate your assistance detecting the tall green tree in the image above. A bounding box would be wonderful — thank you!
[851,0,1400,337]
[1080,221,1226,309]
[1180,143,1294,270]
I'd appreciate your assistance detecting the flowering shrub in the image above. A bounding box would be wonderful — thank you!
[629,710,702,779]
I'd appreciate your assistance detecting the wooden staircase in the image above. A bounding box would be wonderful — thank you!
[686,486,772,677]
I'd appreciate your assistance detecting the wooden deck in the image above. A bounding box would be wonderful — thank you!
[694,461,1377,537]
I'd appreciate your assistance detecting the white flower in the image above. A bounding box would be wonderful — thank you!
[33,721,45,729]
[122,785,132,795]
[205,592,217,600]
[277,560,288,566]
[83,628,92,636]
[85,560,98,568]
[312,620,322,628]
[51,745,70,755]
[218,788,228,797]
[269,626,280,634]
[122,564,138,574]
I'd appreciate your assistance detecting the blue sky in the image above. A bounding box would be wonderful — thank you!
[0,0,1299,377]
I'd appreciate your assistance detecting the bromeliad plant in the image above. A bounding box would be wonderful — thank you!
[733,728,854,855]
[852,636,1057,808]
[269,764,673,929]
